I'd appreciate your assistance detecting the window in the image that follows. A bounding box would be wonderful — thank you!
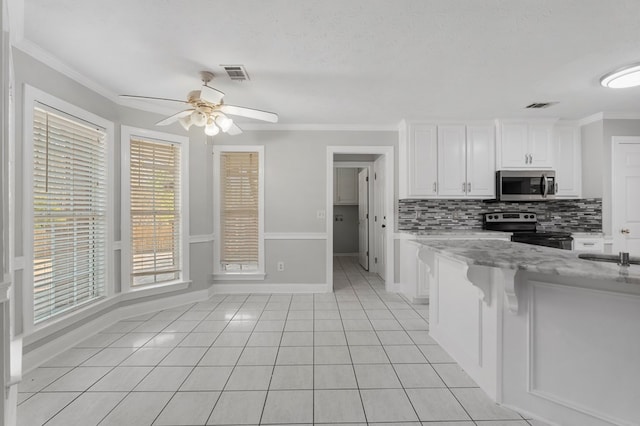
[213,146,264,278]
[122,126,189,290]
[31,105,107,323]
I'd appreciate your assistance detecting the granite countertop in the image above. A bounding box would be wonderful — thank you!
[412,238,640,285]
[398,229,510,238]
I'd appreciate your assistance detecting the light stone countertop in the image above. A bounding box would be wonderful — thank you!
[397,230,510,238]
[411,238,640,285]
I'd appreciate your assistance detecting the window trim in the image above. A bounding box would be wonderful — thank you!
[121,125,190,293]
[212,145,265,279]
[22,85,115,333]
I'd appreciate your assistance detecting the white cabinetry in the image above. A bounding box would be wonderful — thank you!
[498,121,554,169]
[437,125,495,198]
[553,125,582,198]
[334,168,358,205]
[399,123,438,198]
[400,121,495,199]
[572,236,604,253]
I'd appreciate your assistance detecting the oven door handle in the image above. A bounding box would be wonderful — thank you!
[541,173,549,198]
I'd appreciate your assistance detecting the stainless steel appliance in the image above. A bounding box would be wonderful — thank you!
[496,170,556,201]
[483,212,573,250]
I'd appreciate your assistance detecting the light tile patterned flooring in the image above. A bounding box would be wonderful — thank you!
[18,256,534,425]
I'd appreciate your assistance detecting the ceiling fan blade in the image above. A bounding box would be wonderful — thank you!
[119,94,189,104]
[219,104,278,123]
[226,123,243,135]
[156,109,194,126]
[200,85,225,104]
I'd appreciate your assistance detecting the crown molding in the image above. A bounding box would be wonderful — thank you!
[577,111,640,126]
[238,123,397,131]
[14,39,118,102]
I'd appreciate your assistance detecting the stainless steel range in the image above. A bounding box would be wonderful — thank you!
[483,212,573,250]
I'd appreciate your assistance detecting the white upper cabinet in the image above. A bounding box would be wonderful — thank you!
[399,122,438,198]
[437,125,467,196]
[498,121,554,169]
[466,125,496,197]
[553,125,582,198]
[334,167,358,204]
[400,121,495,199]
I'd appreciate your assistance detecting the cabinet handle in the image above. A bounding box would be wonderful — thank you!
[433,182,437,193]
[467,182,471,192]
[525,153,528,164]
[530,154,534,163]
[462,182,466,192]
[582,242,595,246]
[555,182,558,193]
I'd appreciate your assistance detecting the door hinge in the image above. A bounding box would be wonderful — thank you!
[375,257,378,263]
[374,173,377,180]
[366,176,369,182]
[366,251,369,256]
[374,216,377,222]
[366,213,369,219]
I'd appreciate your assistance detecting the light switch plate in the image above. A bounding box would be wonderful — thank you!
[317,210,326,219]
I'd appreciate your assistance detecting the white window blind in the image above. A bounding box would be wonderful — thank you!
[220,151,259,271]
[32,106,107,324]
[130,138,181,286]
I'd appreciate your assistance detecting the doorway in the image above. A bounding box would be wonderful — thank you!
[612,137,640,255]
[332,162,372,271]
[326,146,395,292]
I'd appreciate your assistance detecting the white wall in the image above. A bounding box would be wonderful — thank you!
[580,120,603,199]
[209,130,398,286]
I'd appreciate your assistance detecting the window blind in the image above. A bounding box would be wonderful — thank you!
[32,106,107,324]
[220,151,259,270]
[130,138,181,286]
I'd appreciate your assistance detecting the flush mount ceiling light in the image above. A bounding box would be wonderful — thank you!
[120,71,278,137]
[600,63,640,88]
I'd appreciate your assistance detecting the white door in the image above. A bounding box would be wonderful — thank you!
[466,124,496,197]
[409,124,438,196]
[500,123,528,168]
[437,125,467,196]
[374,156,386,279]
[613,137,640,255]
[358,168,369,270]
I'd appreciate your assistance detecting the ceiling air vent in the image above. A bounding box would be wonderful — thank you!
[221,65,250,81]
[525,102,558,109]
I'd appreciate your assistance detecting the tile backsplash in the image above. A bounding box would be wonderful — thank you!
[398,198,602,232]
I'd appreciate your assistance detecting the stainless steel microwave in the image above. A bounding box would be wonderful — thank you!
[496,170,556,201]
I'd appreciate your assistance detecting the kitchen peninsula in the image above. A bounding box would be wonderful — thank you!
[414,239,639,426]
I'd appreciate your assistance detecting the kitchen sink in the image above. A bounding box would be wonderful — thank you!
[578,253,640,265]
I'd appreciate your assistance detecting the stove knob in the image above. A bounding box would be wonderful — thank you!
[524,215,529,219]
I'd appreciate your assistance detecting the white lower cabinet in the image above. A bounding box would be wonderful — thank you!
[572,236,604,253]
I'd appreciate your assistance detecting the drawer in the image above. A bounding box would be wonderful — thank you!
[573,239,604,253]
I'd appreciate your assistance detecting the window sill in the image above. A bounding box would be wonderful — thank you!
[123,280,191,301]
[212,273,266,281]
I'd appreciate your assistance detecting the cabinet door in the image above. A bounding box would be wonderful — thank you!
[437,125,467,196]
[409,124,438,196]
[554,126,581,198]
[500,123,529,168]
[335,168,358,204]
[466,125,496,197]
[528,124,553,168]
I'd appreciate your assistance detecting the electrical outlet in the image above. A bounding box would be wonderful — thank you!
[317,210,326,219]
[277,261,285,272]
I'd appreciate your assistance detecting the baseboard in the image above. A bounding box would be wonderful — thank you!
[209,283,329,295]
[22,289,209,373]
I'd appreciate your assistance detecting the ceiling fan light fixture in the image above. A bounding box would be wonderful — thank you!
[205,122,220,136]
[600,63,640,88]
[215,114,233,132]
[178,115,193,131]
[191,110,208,126]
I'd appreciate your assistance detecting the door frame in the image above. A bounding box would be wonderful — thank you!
[611,136,640,252]
[333,161,373,269]
[326,146,395,292]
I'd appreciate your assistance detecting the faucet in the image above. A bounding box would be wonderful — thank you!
[618,252,630,267]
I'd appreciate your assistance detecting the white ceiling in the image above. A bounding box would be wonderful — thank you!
[18,0,640,126]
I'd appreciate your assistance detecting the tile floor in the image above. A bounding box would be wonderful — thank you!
[17,256,534,425]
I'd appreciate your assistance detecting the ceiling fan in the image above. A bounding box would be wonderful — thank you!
[120,71,278,136]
